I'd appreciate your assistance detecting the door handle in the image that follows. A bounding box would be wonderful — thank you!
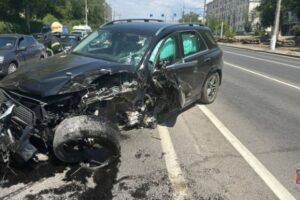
[204,58,211,63]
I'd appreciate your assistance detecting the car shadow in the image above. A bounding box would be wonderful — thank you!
[159,102,198,127]
[0,153,120,200]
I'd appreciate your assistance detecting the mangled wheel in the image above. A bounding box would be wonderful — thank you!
[199,72,220,104]
[53,115,120,168]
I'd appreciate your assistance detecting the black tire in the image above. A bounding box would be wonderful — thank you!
[199,72,220,104]
[53,115,120,167]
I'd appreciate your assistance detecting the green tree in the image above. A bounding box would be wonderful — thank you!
[256,0,299,28]
[207,16,220,34]
[87,0,106,29]
[0,0,106,33]
[206,17,234,37]
[179,12,202,23]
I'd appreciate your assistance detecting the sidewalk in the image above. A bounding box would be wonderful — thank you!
[218,42,300,58]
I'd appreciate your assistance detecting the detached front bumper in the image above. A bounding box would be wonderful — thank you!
[0,62,9,76]
[0,89,38,162]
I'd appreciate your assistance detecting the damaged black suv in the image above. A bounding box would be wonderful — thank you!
[0,19,222,167]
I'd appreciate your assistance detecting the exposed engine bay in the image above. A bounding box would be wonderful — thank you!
[0,71,177,167]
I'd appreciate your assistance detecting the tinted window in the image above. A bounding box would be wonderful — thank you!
[0,37,16,49]
[158,35,180,65]
[18,38,27,49]
[200,30,217,49]
[27,37,37,46]
[181,32,207,57]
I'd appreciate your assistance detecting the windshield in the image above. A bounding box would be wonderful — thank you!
[72,30,152,67]
[0,37,16,50]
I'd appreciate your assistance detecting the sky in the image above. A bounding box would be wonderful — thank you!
[106,0,213,22]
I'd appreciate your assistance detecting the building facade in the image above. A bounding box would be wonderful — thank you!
[206,0,260,33]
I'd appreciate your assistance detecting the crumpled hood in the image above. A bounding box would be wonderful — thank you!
[0,53,136,97]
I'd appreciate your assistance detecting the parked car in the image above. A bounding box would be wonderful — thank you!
[71,30,88,39]
[0,19,222,168]
[0,34,47,76]
[59,34,81,50]
[72,24,92,38]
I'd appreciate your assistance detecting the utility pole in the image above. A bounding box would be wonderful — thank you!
[85,0,88,25]
[203,0,206,24]
[270,0,282,51]
[220,21,224,38]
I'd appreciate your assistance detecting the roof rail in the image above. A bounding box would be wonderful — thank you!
[101,19,164,27]
[155,23,207,35]
[189,23,206,27]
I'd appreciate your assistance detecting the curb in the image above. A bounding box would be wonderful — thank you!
[218,43,300,59]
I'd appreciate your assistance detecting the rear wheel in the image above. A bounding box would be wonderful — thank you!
[7,62,17,74]
[199,72,220,104]
[53,115,120,168]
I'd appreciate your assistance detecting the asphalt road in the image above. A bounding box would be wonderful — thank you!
[0,45,299,200]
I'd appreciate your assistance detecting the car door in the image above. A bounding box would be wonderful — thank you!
[179,31,210,96]
[149,33,199,108]
[16,37,28,65]
[199,29,223,75]
[26,36,40,61]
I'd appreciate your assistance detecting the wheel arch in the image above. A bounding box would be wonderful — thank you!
[10,59,19,67]
[203,67,222,89]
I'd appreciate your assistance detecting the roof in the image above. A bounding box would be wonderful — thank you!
[102,21,172,36]
[101,19,209,37]
[0,34,27,38]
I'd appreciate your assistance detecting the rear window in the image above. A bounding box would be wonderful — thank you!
[181,32,207,57]
[200,30,217,49]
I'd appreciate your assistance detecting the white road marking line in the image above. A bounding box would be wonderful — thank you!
[224,50,300,69]
[252,51,300,61]
[157,125,189,200]
[225,62,300,90]
[221,45,300,61]
[198,105,297,200]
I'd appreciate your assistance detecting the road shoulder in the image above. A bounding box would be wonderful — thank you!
[219,43,300,58]
[165,106,278,200]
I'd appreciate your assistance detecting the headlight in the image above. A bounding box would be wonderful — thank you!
[0,56,4,64]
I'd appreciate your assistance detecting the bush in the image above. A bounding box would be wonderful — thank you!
[0,22,14,33]
[292,25,300,36]
[225,30,236,38]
